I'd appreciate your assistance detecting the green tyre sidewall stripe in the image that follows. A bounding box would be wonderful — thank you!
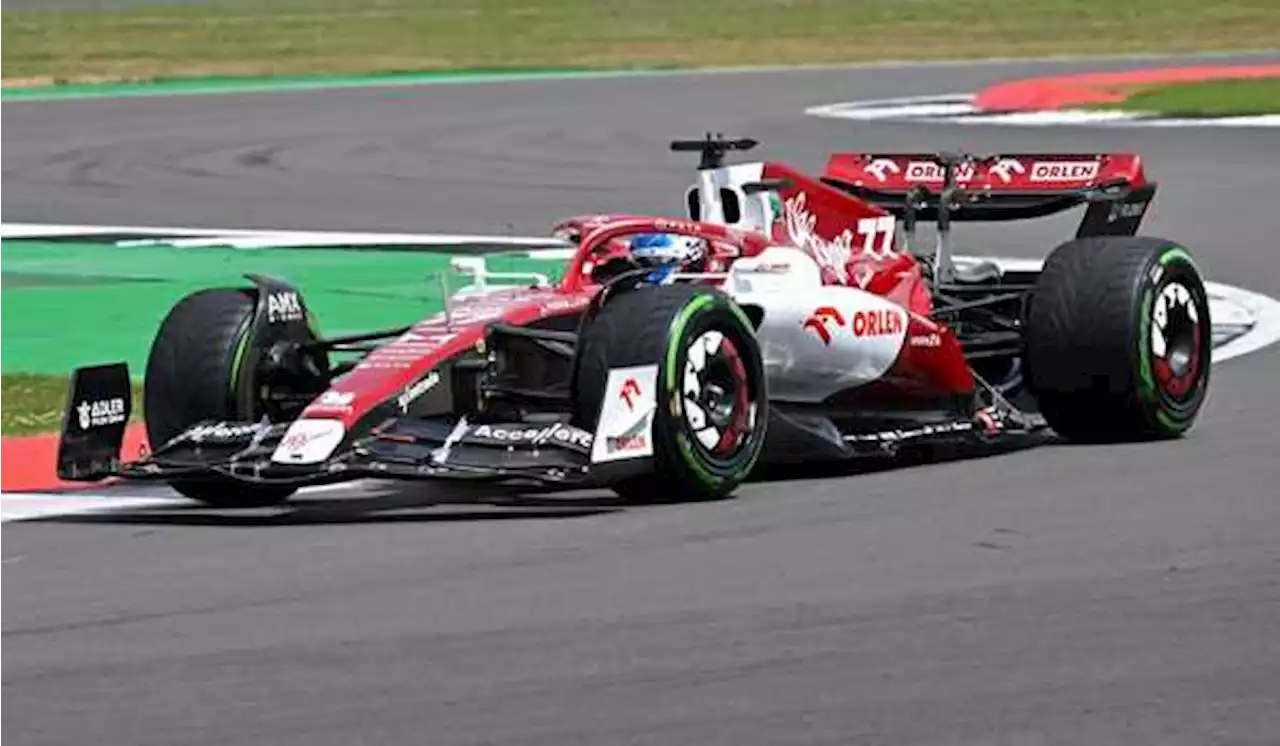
[660,291,766,490]
[1135,245,1212,436]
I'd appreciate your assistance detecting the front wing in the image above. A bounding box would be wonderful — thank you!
[60,414,612,488]
[57,364,1050,491]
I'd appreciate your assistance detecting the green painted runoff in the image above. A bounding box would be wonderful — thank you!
[0,239,564,375]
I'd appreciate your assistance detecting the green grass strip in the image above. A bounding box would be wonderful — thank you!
[2,374,143,437]
[1088,77,1280,117]
[6,0,1280,92]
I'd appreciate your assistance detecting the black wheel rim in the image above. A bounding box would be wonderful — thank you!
[1150,279,1206,404]
[681,329,758,461]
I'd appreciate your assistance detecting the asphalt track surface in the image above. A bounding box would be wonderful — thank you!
[5,54,1280,745]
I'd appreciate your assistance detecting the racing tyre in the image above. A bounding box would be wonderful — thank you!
[575,285,768,502]
[1025,236,1211,441]
[144,288,297,507]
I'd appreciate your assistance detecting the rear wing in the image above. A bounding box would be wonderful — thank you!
[822,152,1155,237]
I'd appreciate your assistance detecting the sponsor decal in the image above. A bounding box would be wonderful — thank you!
[803,306,904,344]
[782,193,897,286]
[267,291,304,324]
[424,290,554,328]
[850,308,903,337]
[75,398,126,430]
[358,359,415,370]
[397,371,441,412]
[591,364,659,464]
[739,261,791,274]
[910,333,942,347]
[784,193,857,284]
[619,377,642,411]
[905,160,976,183]
[606,411,651,456]
[398,330,458,347]
[987,158,1027,183]
[319,391,355,408]
[802,306,845,346]
[184,421,269,443]
[541,296,590,315]
[360,327,461,369]
[845,420,974,444]
[1109,200,1148,223]
[467,421,593,450]
[865,158,902,182]
[1028,160,1099,182]
[652,218,703,234]
[271,419,345,464]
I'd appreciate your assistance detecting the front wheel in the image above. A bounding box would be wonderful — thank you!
[144,288,299,507]
[1024,236,1212,441]
[574,285,768,502]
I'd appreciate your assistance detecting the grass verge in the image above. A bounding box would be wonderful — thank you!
[2,374,142,437]
[1087,77,1280,116]
[5,0,1280,86]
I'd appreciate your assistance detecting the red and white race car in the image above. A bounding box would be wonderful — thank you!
[57,135,1212,506]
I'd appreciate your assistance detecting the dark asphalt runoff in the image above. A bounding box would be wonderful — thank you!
[5,53,1280,746]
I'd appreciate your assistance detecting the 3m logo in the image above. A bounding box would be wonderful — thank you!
[802,306,845,345]
[619,378,642,410]
[1029,161,1099,182]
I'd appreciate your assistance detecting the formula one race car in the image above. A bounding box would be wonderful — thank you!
[57,135,1212,506]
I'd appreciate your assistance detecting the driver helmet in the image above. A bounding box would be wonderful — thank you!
[629,233,708,269]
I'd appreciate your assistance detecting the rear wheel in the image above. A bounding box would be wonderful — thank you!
[574,285,768,502]
[1025,236,1211,441]
[144,288,297,507]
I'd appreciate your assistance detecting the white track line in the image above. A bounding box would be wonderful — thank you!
[0,482,366,523]
[805,94,979,121]
[1205,281,1280,362]
[805,94,1280,128]
[1,493,185,522]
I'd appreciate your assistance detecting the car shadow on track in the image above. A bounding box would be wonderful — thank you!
[34,481,632,528]
[751,433,1056,484]
[35,433,1055,527]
